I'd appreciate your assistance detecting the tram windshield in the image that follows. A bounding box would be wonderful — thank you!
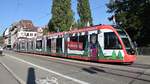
[117,29,135,55]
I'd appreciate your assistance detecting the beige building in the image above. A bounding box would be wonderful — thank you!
[3,28,11,48]
[9,20,37,48]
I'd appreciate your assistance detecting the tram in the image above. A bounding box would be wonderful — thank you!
[14,24,136,63]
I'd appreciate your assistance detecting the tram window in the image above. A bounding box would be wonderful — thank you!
[47,39,51,49]
[69,35,88,50]
[56,38,62,53]
[36,40,42,49]
[22,43,25,49]
[104,32,122,49]
[31,41,33,49]
[27,42,29,50]
[70,36,78,42]
[79,35,88,50]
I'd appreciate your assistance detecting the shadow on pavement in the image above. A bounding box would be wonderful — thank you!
[27,67,36,84]
[82,68,97,74]
[82,66,150,83]
[82,67,106,74]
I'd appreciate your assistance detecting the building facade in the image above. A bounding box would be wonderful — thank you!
[3,28,11,48]
[8,20,37,48]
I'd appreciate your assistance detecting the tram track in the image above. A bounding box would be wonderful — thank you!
[128,63,150,69]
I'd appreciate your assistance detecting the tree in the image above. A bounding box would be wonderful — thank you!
[43,27,49,35]
[106,0,150,46]
[77,0,93,27]
[48,0,74,32]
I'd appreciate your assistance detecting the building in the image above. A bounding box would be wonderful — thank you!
[37,27,44,36]
[9,20,37,48]
[3,28,11,48]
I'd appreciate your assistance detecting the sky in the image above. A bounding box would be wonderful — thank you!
[0,0,112,35]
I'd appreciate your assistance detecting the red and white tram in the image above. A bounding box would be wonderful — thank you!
[15,25,136,63]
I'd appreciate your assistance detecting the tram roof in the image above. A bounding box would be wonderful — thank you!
[47,24,114,36]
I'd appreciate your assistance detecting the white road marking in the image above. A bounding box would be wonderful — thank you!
[9,55,89,84]
[0,61,26,84]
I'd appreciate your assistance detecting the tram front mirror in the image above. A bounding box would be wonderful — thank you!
[129,48,136,55]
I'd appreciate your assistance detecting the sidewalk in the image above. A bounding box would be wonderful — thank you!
[0,62,20,84]
[136,55,150,64]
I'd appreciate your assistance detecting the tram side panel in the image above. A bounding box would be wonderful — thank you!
[65,30,91,60]
[97,29,125,62]
[65,29,126,62]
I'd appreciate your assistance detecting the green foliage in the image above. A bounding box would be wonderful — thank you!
[48,0,74,32]
[48,20,55,32]
[77,0,93,27]
[43,28,49,35]
[107,0,150,46]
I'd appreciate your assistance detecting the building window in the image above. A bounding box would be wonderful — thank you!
[21,33,23,35]
[27,33,29,36]
[30,33,33,36]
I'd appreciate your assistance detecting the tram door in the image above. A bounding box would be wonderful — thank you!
[47,39,51,53]
[90,33,98,61]
[51,38,56,53]
[56,38,62,54]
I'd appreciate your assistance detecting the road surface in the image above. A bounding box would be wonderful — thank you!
[0,50,150,84]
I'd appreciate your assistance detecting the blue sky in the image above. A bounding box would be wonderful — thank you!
[0,0,112,35]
